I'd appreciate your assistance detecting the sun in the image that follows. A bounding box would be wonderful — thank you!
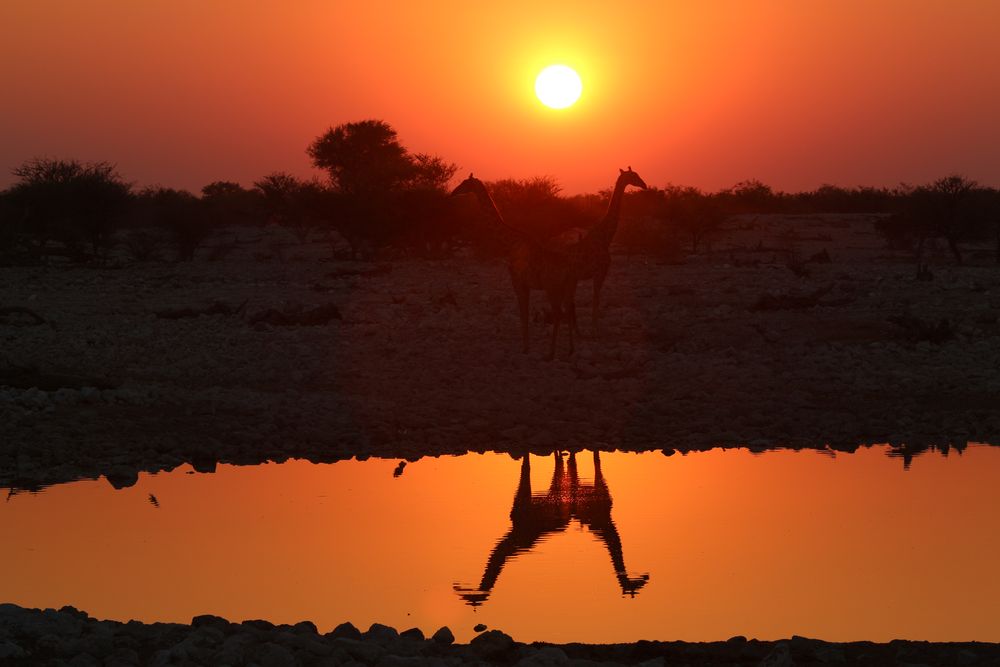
[535,65,582,109]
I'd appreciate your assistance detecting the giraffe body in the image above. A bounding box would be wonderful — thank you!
[452,175,577,359]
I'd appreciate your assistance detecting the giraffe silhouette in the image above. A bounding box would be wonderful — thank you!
[570,168,648,334]
[452,175,578,359]
[453,450,649,606]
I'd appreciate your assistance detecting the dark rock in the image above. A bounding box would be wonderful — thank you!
[104,647,140,667]
[431,626,455,645]
[191,614,231,631]
[242,619,277,632]
[474,623,487,632]
[365,622,399,644]
[328,621,362,640]
[332,637,385,663]
[67,653,101,667]
[292,620,318,635]
[249,641,296,667]
[104,466,139,489]
[470,629,515,659]
[520,645,570,665]
[399,627,425,641]
[760,641,794,667]
[0,641,26,660]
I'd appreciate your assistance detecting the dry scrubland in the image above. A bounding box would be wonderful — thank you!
[2,214,1000,489]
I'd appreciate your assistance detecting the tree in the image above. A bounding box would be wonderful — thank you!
[307,120,456,196]
[6,158,131,259]
[253,173,327,243]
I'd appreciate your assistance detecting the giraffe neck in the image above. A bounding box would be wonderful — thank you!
[583,177,629,248]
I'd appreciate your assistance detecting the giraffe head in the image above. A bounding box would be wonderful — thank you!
[451,172,487,198]
[618,166,648,191]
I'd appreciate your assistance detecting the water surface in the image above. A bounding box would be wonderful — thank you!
[3,446,999,643]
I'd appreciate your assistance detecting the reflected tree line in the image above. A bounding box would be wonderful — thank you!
[454,450,649,607]
[2,120,1000,268]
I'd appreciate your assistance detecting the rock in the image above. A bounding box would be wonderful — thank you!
[250,641,296,667]
[292,620,318,635]
[470,629,515,659]
[399,627,425,641]
[104,647,141,666]
[365,622,399,644]
[759,641,794,666]
[332,637,385,663]
[814,644,846,663]
[518,645,570,665]
[328,621,362,640]
[104,466,139,489]
[430,627,454,645]
[474,623,487,632]
[191,614,231,631]
[0,640,26,659]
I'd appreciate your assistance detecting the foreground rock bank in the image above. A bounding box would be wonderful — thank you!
[1,604,998,666]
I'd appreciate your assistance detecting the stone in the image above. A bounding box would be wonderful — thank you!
[332,637,385,663]
[759,641,794,667]
[470,630,515,659]
[250,641,296,667]
[518,645,570,665]
[292,620,318,635]
[365,623,399,644]
[0,640,26,660]
[328,621,363,640]
[399,627,425,641]
[191,614,231,631]
[474,623,487,633]
[431,627,455,645]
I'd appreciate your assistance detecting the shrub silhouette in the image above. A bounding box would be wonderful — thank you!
[306,120,458,256]
[6,158,131,261]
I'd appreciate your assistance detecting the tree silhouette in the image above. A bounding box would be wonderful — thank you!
[7,158,131,260]
[307,120,455,196]
[253,173,327,243]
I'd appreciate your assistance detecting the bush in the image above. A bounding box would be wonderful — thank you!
[6,158,131,260]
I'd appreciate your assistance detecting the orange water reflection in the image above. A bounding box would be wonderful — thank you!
[2,446,999,643]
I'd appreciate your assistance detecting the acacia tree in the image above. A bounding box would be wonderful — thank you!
[306,120,457,255]
[253,173,327,243]
[307,120,455,196]
[7,158,131,259]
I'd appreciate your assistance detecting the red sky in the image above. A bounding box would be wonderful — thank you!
[2,1,999,194]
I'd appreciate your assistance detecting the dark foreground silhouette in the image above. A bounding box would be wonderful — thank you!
[454,450,648,606]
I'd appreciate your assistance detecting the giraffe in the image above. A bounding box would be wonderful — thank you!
[453,450,649,606]
[568,167,648,334]
[452,174,578,360]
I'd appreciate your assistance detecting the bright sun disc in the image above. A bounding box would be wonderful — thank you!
[535,65,582,109]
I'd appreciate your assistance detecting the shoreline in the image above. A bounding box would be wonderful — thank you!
[1,603,997,666]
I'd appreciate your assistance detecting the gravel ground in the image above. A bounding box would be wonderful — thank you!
[2,215,999,489]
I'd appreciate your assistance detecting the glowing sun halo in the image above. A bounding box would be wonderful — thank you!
[535,65,582,109]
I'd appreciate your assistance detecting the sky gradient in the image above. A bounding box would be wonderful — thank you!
[2,1,999,193]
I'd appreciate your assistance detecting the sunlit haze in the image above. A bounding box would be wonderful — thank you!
[2,1,999,193]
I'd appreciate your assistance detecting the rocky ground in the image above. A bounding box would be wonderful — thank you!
[2,603,998,666]
[2,214,999,491]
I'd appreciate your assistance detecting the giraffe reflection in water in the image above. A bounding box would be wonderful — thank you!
[455,450,649,606]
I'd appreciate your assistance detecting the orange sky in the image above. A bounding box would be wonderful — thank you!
[2,1,999,194]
